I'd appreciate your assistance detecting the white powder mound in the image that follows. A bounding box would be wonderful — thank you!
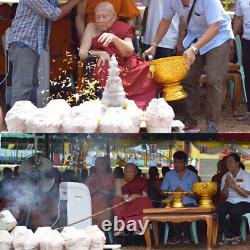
[0,230,13,250]
[84,225,106,250]
[0,210,17,231]
[10,226,29,238]
[46,230,64,250]
[146,98,175,133]
[25,109,46,133]
[61,226,91,250]
[45,99,71,121]
[124,100,143,129]
[99,107,125,133]
[34,227,64,250]
[61,100,104,133]
[13,229,38,250]
[5,101,37,132]
[99,106,140,133]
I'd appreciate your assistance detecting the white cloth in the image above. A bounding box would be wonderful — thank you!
[221,168,250,204]
[142,0,179,49]
[235,0,250,40]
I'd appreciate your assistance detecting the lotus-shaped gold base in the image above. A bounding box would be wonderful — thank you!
[192,182,217,208]
[163,191,191,208]
[149,56,189,101]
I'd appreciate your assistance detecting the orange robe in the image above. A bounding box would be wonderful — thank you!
[85,0,139,24]
[113,176,152,228]
[87,173,115,227]
[49,15,73,81]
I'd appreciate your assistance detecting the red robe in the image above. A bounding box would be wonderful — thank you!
[91,21,158,110]
[113,176,152,227]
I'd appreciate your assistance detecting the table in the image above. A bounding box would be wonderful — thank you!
[143,207,218,250]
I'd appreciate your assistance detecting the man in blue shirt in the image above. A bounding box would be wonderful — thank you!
[8,0,81,107]
[144,0,234,133]
[161,150,199,244]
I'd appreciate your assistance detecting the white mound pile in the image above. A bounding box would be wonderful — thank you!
[34,227,64,250]
[5,101,37,132]
[146,98,175,133]
[61,226,91,250]
[0,210,17,231]
[61,100,105,133]
[84,225,106,250]
[0,230,13,250]
[5,56,146,133]
[13,229,38,250]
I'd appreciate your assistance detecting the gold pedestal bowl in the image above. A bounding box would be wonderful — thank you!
[162,191,191,208]
[149,56,189,101]
[192,182,218,208]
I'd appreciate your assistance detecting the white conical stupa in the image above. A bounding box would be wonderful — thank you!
[101,55,126,107]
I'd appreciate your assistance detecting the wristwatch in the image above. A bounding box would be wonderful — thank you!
[190,44,199,55]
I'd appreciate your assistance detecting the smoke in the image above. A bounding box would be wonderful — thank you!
[1,177,46,223]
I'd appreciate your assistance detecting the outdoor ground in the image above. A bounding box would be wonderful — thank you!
[172,89,250,133]
[120,235,250,249]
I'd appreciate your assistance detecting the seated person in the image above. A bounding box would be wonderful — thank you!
[211,157,228,206]
[113,163,152,235]
[79,1,158,110]
[76,0,140,41]
[86,157,115,228]
[148,166,163,208]
[218,153,250,246]
[161,151,199,244]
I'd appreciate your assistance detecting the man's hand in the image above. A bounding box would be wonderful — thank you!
[98,33,116,47]
[142,45,157,60]
[97,51,111,66]
[183,47,195,68]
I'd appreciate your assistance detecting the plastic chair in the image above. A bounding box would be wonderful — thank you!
[241,213,250,241]
[163,221,198,244]
[229,35,247,102]
[221,213,250,241]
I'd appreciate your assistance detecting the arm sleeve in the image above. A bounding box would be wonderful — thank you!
[244,173,250,191]
[220,174,226,191]
[24,0,61,21]
[204,0,224,25]
[125,25,135,39]
[161,174,170,191]
[235,0,243,17]
[162,0,175,20]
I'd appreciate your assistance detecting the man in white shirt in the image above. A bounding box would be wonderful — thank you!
[140,0,183,58]
[143,0,234,133]
[218,153,250,246]
[233,0,250,121]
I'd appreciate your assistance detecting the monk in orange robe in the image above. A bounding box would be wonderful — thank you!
[76,0,139,40]
[86,157,115,227]
[49,15,73,81]
[79,2,157,109]
[113,163,152,234]
[0,4,12,130]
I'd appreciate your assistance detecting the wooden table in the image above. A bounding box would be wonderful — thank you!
[143,207,218,250]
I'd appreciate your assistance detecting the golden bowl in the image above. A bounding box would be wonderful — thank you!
[161,199,172,208]
[192,182,218,208]
[162,191,191,208]
[149,56,189,101]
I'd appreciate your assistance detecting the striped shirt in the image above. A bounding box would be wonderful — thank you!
[8,0,61,55]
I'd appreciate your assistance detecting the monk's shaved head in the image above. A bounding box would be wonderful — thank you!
[95,1,116,15]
